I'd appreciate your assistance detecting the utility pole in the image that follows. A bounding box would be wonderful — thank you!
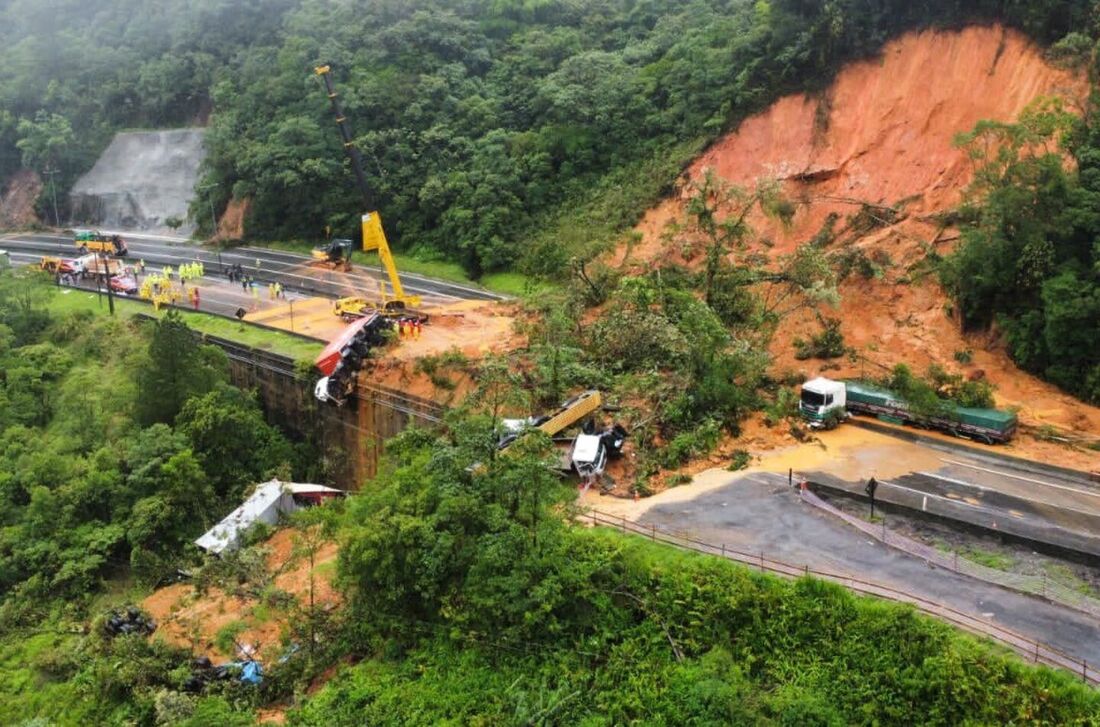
[199,183,222,268]
[100,251,115,315]
[42,166,61,228]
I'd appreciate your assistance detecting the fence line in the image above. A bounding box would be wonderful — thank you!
[585,509,1097,686]
[799,487,1100,620]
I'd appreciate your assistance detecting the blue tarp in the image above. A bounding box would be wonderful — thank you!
[240,661,263,685]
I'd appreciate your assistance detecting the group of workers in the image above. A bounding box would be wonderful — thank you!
[396,318,423,340]
[179,261,205,282]
[156,261,204,282]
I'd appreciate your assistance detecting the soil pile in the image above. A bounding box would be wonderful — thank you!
[0,169,42,228]
[143,528,339,663]
[620,25,1100,440]
[217,197,250,240]
[627,25,1084,260]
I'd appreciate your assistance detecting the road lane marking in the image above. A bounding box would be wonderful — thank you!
[3,235,473,301]
[938,458,1099,498]
[917,472,1100,518]
[8,238,461,303]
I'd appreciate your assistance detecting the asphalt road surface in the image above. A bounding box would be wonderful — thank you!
[640,472,1100,666]
[808,426,1100,558]
[0,230,505,306]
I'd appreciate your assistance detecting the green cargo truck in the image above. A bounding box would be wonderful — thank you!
[800,377,1016,444]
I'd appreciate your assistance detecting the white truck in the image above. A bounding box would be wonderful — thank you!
[798,377,849,429]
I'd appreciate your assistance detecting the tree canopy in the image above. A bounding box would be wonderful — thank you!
[0,0,1092,274]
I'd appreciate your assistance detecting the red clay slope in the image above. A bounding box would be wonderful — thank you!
[626,24,1085,258]
[617,25,1100,455]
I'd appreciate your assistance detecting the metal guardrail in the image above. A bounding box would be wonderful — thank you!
[585,509,1098,686]
[799,487,1100,620]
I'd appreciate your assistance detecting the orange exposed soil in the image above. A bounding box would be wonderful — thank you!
[142,528,339,663]
[622,25,1085,264]
[388,300,520,362]
[217,196,251,240]
[616,25,1100,451]
[0,169,42,228]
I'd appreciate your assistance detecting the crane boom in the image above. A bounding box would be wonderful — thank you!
[314,65,419,308]
[315,65,374,211]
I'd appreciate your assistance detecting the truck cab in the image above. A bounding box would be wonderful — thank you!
[800,377,847,429]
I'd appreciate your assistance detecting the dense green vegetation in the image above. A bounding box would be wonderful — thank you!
[1,266,1098,723]
[944,93,1100,403]
[0,269,307,625]
[3,0,1095,394]
[3,2,1100,722]
[0,0,1091,275]
[285,422,1100,724]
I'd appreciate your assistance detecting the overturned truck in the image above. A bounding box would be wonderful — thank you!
[313,313,392,405]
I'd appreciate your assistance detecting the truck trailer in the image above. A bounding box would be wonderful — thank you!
[800,376,1016,444]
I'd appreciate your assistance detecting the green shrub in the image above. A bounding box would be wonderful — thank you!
[794,318,846,360]
[728,449,752,471]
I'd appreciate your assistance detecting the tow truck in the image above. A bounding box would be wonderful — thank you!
[333,294,429,323]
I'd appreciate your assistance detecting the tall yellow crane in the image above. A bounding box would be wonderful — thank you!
[314,65,421,311]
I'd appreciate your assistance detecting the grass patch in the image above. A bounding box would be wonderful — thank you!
[214,620,248,656]
[250,603,273,625]
[1045,563,1100,598]
[0,632,96,725]
[961,547,1015,571]
[47,288,323,362]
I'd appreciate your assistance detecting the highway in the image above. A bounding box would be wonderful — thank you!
[637,472,1100,675]
[0,230,506,307]
[804,426,1100,560]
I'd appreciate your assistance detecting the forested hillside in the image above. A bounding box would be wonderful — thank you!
[0,0,1091,275]
[0,275,312,628]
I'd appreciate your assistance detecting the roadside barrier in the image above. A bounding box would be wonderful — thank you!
[799,486,1100,620]
[585,508,1098,686]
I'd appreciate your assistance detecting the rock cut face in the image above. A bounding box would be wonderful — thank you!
[70,128,206,234]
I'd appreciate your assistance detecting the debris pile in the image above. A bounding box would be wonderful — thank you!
[103,606,156,637]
